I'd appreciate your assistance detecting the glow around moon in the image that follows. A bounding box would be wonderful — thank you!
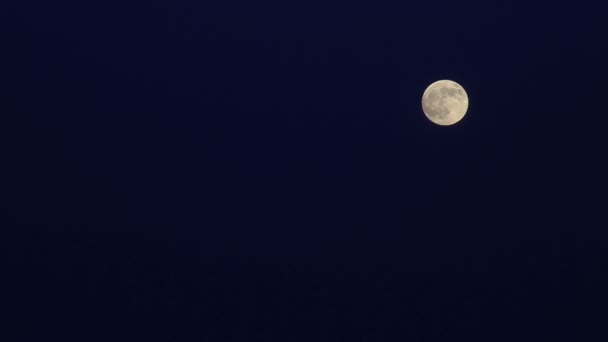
[421,80,469,126]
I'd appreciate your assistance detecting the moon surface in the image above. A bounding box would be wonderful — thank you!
[421,80,469,126]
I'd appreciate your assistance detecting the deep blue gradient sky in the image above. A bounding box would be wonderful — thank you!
[2,0,607,340]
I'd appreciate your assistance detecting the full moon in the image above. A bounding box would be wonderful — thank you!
[421,80,469,126]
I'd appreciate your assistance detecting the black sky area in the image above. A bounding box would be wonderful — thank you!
[2,0,607,341]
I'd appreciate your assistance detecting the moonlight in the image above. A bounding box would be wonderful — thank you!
[421,80,469,126]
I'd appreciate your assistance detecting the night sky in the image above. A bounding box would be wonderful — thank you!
[3,0,608,340]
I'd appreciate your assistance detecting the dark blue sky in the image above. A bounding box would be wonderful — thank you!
[2,0,607,340]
